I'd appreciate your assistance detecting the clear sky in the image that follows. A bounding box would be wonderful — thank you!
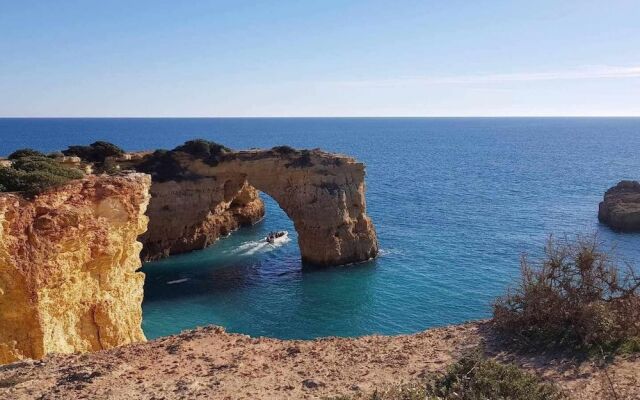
[1,0,639,117]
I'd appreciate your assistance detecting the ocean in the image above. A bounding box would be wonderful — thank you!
[2,117,639,339]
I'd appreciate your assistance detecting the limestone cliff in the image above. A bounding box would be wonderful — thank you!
[598,180,640,232]
[132,146,378,266]
[140,178,264,261]
[0,173,150,364]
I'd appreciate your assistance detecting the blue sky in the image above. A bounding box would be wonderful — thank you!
[1,0,639,116]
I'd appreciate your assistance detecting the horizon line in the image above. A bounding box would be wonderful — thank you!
[1,115,640,119]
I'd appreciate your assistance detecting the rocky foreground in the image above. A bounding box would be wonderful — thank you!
[1,321,638,400]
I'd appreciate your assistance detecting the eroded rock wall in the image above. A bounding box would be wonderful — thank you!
[139,178,264,261]
[0,174,150,364]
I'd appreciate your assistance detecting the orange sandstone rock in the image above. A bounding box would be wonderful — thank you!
[0,173,150,364]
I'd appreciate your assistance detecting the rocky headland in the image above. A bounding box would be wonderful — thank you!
[0,140,379,364]
[599,180,640,232]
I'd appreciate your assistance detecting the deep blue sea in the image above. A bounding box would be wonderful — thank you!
[2,118,640,340]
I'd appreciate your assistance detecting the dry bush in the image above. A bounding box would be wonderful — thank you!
[493,235,640,351]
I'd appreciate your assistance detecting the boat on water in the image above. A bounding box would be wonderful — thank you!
[265,231,288,244]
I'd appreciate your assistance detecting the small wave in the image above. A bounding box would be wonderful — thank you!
[234,237,291,256]
[378,248,401,257]
[166,278,189,285]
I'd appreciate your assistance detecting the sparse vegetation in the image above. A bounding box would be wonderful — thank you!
[136,139,232,181]
[493,235,640,352]
[173,139,231,158]
[327,350,564,400]
[63,141,124,162]
[47,151,65,159]
[285,149,314,168]
[0,154,83,197]
[271,145,298,155]
[8,148,46,160]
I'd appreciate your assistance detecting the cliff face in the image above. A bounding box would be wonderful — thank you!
[135,148,378,266]
[0,174,150,364]
[598,180,640,232]
[140,178,264,261]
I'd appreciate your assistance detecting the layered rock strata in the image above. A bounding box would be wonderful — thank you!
[598,180,640,232]
[0,174,150,364]
[133,148,378,266]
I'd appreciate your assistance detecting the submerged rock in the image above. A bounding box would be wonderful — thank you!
[598,180,640,232]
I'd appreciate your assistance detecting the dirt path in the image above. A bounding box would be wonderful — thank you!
[1,321,638,399]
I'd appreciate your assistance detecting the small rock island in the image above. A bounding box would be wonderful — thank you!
[598,180,640,232]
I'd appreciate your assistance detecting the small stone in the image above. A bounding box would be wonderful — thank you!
[302,378,325,389]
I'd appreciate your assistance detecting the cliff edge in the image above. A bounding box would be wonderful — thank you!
[0,173,151,364]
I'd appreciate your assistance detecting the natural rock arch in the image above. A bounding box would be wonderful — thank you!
[137,148,379,266]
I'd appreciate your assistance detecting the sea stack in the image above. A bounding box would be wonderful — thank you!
[598,180,640,232]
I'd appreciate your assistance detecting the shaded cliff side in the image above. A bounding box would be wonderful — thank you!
[0,173,150,364]
[139,178,264,261]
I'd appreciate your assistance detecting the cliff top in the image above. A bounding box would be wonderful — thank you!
[1,321,638,399]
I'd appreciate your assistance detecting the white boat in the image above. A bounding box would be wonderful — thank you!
[265,230,288,244]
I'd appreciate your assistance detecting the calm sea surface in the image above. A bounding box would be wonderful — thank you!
[2,117,640,339]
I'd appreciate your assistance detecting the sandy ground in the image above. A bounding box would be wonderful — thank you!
[1,321,638,399]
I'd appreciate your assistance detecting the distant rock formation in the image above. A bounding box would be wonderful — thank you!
[598,180,640,232]
[0,174,150,364]
[130,144,378,266]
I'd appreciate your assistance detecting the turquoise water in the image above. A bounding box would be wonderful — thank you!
[2,117,640,339]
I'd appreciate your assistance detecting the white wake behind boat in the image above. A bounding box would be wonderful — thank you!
[265,230,288,244]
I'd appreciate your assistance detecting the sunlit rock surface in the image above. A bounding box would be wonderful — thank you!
[133,147,378,266]
[0,174,150,364]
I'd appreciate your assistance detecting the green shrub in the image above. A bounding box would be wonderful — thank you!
[8,148,46,160]
[493,235,640,352]
[47,151,65,159]
[135,149,188,182]
[326,350,564,400]
[173,139,231,157]
[271,145,298,155]
[136,140,232,181]
[0,156,83,197]
[11,156,83,179]
[63,141,124,162]
[425,350,564,400]
[99,158,120,174]
[285,149,313,168]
